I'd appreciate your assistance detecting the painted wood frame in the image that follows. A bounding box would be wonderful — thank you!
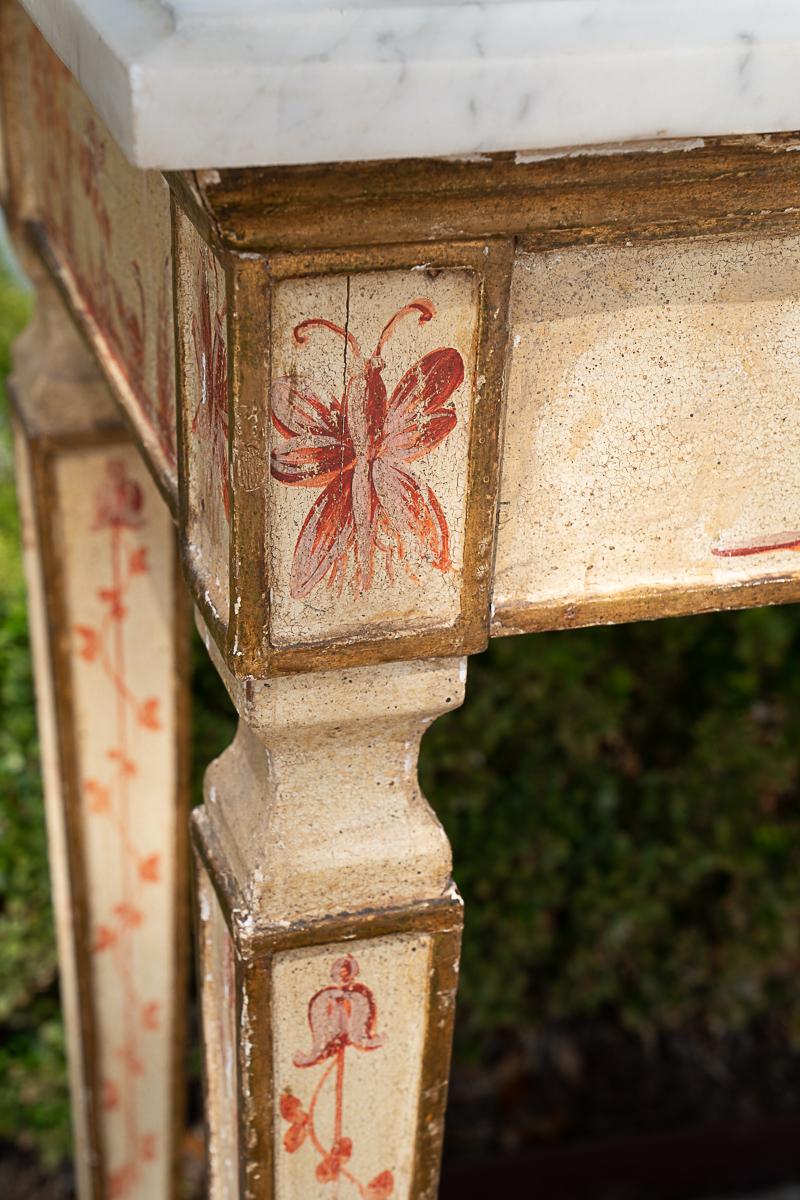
[9,271,191,1200]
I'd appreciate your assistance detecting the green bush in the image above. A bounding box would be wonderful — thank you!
[422,611,800,1048]
[3,261,800,1166]
[0,272,71,1166]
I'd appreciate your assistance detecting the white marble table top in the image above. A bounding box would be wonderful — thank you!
[18,0,800,171]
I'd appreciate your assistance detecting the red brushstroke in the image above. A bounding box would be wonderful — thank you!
[712,531,800,557]
[191,248,230,524]
[270,297,464,599]
[280,955,395,1198]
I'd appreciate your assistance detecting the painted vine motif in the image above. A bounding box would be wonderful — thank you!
[27,27,177,467]
[280,955,395,1199]
[76,461,165,1197]
[270,298,464,599]
[191,248,230,527]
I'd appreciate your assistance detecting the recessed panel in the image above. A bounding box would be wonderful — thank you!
[494,235,800,626]
[272,935,431,1200]
[268,268,479,646]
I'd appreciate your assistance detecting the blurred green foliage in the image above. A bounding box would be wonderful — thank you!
[2,261,800,1167]
[422,614,800,1050]
[0,268,72,1167]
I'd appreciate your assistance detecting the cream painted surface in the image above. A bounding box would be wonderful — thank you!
[12,428,94,1200]
[200,635,465,925]
[268,268,479,646]
[495,235,800,612]
[56,445,178,1199]
[197,866,239,1200]
[176,210,231,626]
[273,935,431,1200]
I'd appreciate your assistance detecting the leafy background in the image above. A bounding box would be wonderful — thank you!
[1,247,800,1177]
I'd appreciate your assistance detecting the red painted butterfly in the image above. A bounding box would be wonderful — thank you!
[270,298,464,599]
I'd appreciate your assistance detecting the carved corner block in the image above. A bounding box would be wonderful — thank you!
[173,209,512,679]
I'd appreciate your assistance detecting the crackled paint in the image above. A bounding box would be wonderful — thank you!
[494,234,800,615]
[57,447,180,1199]
[273,937,431,1200]
[268,270,478,646]
[176,211,231,622]
[12,11,177,473]
[196,865,239,1200]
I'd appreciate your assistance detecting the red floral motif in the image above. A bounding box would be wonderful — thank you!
[28,40,177,468]
[191,249,230,525]
[141,1001,160,1031]
[92,460,144,530]
[280,955,394,1198]
[75,626,99,662]
[137,698,162,731]
[77,118,111,243]
[85,779,111,814]
[280,1091,310,1153]
[270,297,464,599]
[138,854,161,883]
[366,1171,395,1200]
[75,459,164,1195]
[102,1078,120,1112]
[712,531,800,558]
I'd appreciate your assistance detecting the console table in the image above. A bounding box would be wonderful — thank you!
[3,2,800,1198]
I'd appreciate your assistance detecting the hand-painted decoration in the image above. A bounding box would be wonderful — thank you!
[191,247,230,527]
[270,299,464,600]
[72,458,172,1198]
[279,955,395,1198]
[712,531,800,557]
[21,13,177,472]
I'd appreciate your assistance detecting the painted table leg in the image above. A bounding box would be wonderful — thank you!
[10,278,191,1200]
[193,635,465,1200]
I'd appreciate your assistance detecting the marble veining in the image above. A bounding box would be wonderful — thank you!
[18,0,800,170]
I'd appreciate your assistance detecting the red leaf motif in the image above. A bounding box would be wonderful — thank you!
[101,1078,119,1111]
[85,778,111,814]
[279,1090,309,1153]
[108,749,137,778]
[140,1132,157,1162]
[93,925,117,953]
[138,853,160,883]
[270,299,463,599]
[108,1165,135,1198]
[93,460,144,530]
[315,1137,352,1182]
[367,1170,395,1199]
[279,1091,304,1123]
[75,625,98,662]
[137,698,162,731]
[129,546,149,575]
[117,1040,145,1077]
[113,902,144,928]
[98,587,127,621]
[141,1001,160,1031]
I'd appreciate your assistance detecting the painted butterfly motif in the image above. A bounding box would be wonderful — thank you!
[270,298,465,600]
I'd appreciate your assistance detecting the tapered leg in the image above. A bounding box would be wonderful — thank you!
[10,279,191,1199]
[193,634,465,1200]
